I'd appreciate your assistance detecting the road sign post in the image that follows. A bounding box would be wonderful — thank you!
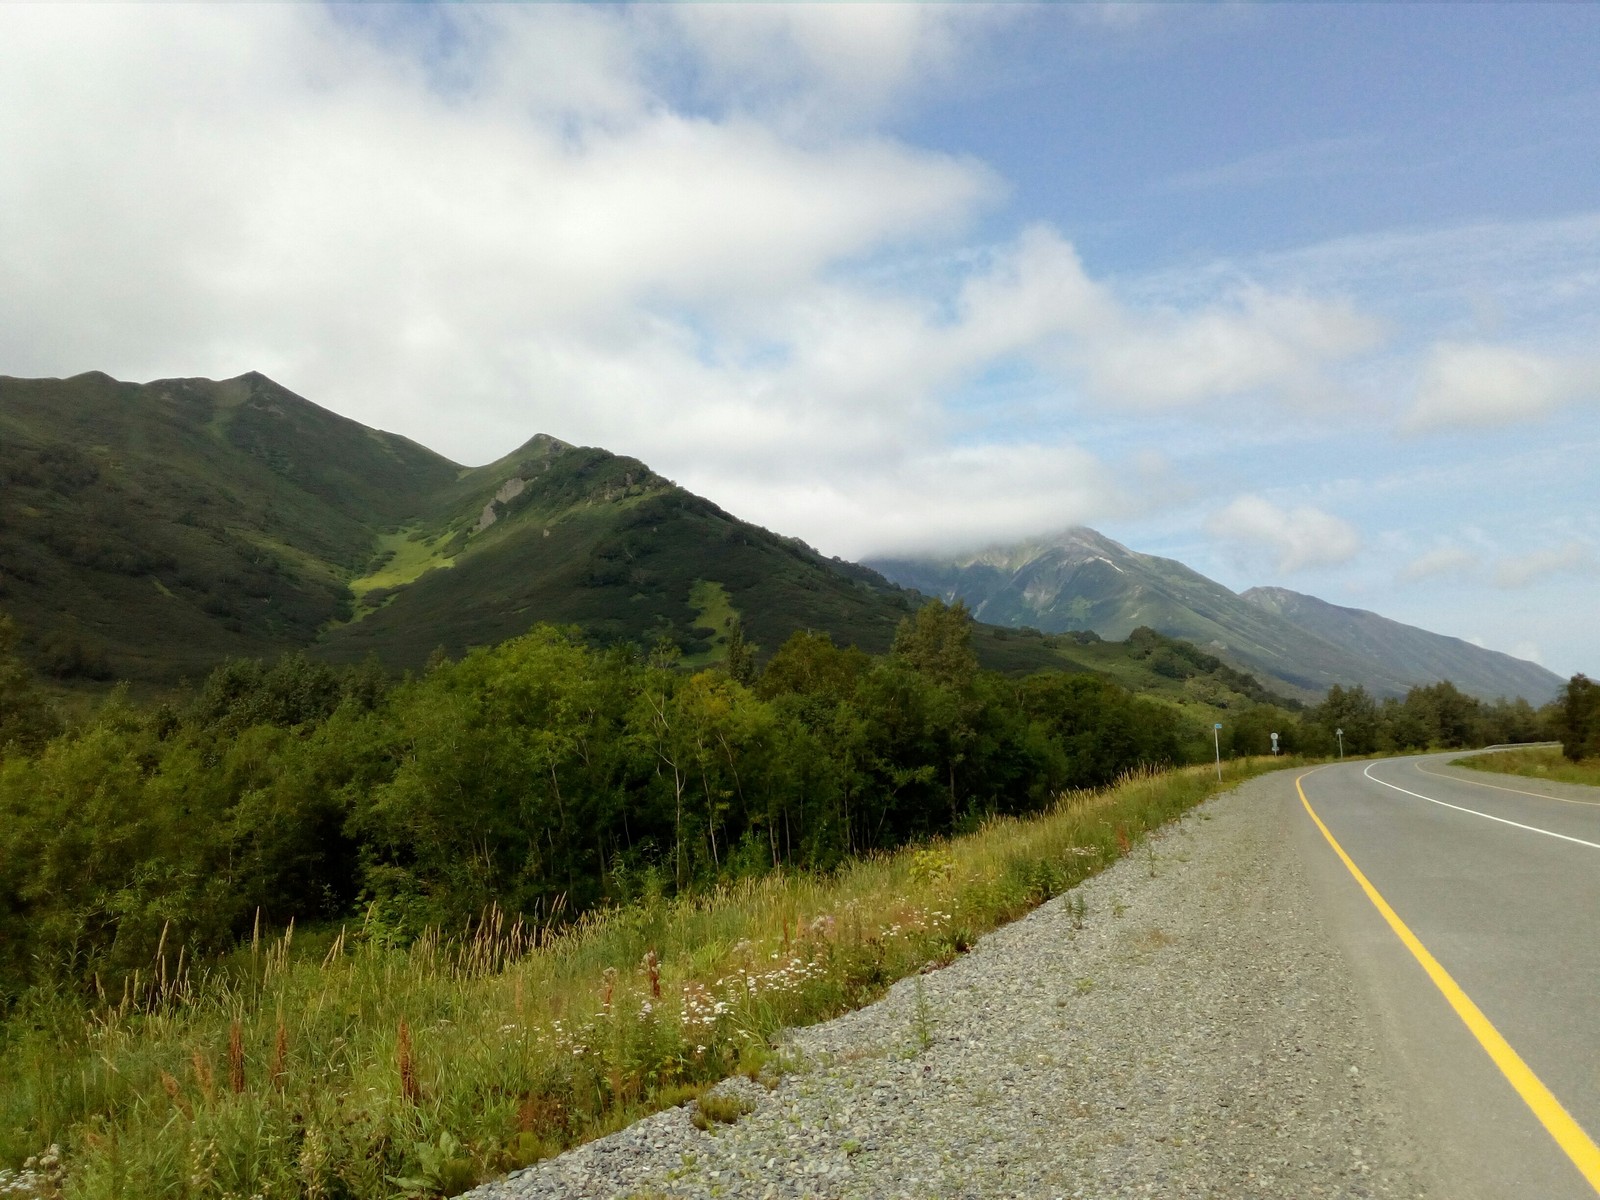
[1335,727,1344,759]
[1213,722,1222,780]
[1270,731,1279,756]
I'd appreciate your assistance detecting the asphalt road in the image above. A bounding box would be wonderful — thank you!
[1287,751,1600,1198]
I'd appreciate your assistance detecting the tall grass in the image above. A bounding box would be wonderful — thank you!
[0,757,1299,1200]
[1454,745,1600,787]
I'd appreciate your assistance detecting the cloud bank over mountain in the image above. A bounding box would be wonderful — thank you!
[2,3,1596,671]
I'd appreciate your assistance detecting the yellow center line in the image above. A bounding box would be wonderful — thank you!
[1297,771,1600,1194]
[1414,758,1600,808]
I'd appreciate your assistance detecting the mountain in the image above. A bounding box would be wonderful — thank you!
[0,370,458,681]
[1239,586,1562,703]
[0,371,1312,718]
[0,371,933,682]
[0,375,1134,693]
[866,528,1560,702]
[317,432,923,672]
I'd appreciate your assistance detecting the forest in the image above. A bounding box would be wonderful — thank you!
[0,600,1559,1013]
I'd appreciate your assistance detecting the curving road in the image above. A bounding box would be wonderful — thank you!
[1292,751,1600,1198]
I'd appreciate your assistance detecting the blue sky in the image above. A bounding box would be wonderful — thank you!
[1,3,1596,677]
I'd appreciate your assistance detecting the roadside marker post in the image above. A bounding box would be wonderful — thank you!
[1271,731,1279,757]
[1213,723,1222,780]
[1336,727,1344,759]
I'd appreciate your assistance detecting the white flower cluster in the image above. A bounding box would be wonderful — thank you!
[680,982,730,1034]
[878,906,953,939]
[2,1145,63,1198]
[718,955,822,998]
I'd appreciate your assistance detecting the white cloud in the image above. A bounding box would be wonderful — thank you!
[1493,542,1597,589]
[1072,284,1381,409]
[1512,641,1545,666]
[1398,545,1479,584]
[0,4,1436,565]
[0,6,996,451]
[704,441,1126,561]
[662,4,1003,126]
[1405,341,1600,431]
[1206,495,1361,573]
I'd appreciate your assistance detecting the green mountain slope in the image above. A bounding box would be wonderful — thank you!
[866,528,1554,702]
[319,435,921,670]
[0,371,456,682]
[0,372,1298,722]
[1240,586,1562,703]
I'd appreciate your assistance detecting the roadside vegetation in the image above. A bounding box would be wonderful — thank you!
[0,599,1563,1197]
[1455,744,1600,787]
[1454,675,1600,786]
[1,759,1287,1200]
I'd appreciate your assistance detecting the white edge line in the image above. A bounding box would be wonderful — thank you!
[1362,763,1600,851]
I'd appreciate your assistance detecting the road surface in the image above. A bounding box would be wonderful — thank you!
[1291,751,1600,1198]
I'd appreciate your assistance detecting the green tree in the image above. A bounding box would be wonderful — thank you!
[1312,684,1379,755]
[722,617,757,687]
[1557,674,1600,762]
[891,599,978,691]
[0,612,61,754]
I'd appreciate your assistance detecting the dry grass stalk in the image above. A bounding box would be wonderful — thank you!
[396,1019,419,1104]
[160,1070,193,1119]
[518,1091,566,1137]
[642,949,661,999]
[156,920,171,998]
[191,1048,215,1105]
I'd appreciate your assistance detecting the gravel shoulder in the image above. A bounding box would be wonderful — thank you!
[471,771,1435,1199]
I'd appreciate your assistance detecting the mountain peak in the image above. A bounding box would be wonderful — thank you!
[513,432,573,457]
[871,531,1563,701]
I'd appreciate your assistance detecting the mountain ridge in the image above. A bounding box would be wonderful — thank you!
[867,528,1561,702]
[1238,585,1559,703]
[1,371,1556,706]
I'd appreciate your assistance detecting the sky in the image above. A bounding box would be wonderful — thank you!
[2,4,1597,677]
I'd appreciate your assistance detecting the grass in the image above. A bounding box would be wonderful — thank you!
[689,1092,754,1132]
[349,528,457,598]
[1453,745,1600,787]
[681,580,738,670]
[0,755,1303,1200]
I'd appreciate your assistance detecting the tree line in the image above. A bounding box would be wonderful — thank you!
[0,603,1189,1005]
[0,603,1567,1009]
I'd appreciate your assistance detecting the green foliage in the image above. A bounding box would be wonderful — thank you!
[0,618,1258,1011]
[0,760,1287,1200]
[892,598,979,690]
[1455,745,1600,786]
[0,612,61,753]
[1302,679,1555,756]
[1558,674,1600,762]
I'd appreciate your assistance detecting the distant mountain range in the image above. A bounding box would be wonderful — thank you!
[866,529,1562,702]
[0,372,1559,705]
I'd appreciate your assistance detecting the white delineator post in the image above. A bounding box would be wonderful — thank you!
[1336,727,1344,759]
[1213,722,1222,781]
